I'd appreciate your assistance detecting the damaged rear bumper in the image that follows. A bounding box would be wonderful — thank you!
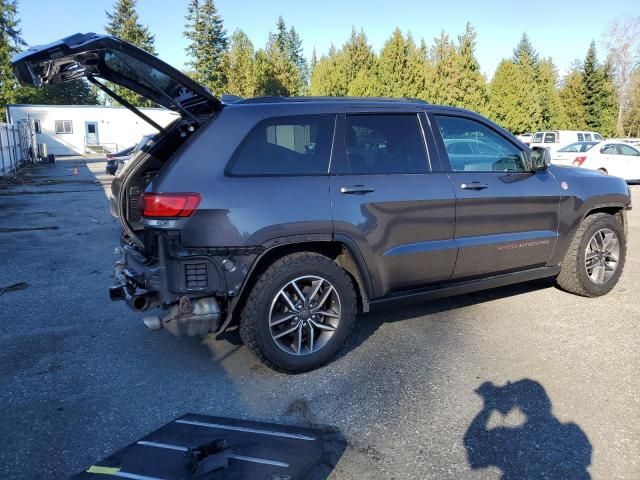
[109,233,260,336]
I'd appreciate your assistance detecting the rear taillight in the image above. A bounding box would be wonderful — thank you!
[573,156,587,167]
[555,133,560,143]
[140,192,201,218]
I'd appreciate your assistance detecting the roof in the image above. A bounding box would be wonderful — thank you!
[235,96,429,107]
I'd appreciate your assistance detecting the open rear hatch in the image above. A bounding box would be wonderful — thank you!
[12,33,222,245]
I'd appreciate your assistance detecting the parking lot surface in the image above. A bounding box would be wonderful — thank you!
[1,157,638,479]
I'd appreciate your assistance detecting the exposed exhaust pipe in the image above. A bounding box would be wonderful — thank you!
[140,296,222,336]
[142,315,162,331]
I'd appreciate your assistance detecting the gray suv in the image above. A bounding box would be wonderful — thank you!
[14,34,631,372]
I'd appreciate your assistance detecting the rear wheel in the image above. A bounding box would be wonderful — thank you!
[556,213,625,297]
[239,252,357,372]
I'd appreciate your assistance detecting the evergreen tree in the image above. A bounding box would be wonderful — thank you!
[0,0,25,121]
[537,59,568,129]
[342,28,377,87]
[489,60,541,133]
[452,22,488,113]
[184,0,228,95]
[221,29,256,97]
[17,80,99,105]
[428,32,458,105]
[286,26,308,93]
[513,33,539,66]
[255,36,300,96]
[105,0,156,107]
[310,48,318,72]
[582,41,618,136]
[274,16,288,53]
[309,45,348,96]
[560,68,588,130]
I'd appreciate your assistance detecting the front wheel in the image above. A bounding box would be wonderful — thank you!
[239,252,357,372]
[556,213,626,297]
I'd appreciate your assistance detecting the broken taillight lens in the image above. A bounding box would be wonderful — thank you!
[140,192,201,218]
[573,156,587,167]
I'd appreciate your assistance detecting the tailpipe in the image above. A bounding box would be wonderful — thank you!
[141,296,222,337]
[142,315,162,331]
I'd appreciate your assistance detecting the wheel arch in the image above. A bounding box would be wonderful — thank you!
[216,237,373,335]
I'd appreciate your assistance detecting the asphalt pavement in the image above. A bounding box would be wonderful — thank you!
[0,157,638,479]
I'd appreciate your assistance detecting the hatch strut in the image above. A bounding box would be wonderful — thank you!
[88,76,166,134]
[111,51,203,127]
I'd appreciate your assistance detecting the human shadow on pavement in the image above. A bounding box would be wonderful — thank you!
[464,379,592,479]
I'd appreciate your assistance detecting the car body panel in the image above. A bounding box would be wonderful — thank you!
[578,142,640,181]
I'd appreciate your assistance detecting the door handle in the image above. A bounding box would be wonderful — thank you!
[340,185,375,195]
[460,182,489,190]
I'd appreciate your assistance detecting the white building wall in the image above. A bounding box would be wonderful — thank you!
[6,104,178,156]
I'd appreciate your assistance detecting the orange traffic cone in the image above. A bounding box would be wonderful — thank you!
[73,167,78,175]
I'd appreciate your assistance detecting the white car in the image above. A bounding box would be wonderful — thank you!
[572,141,640,182]
[551,141,599,167]
[530,130,603,153]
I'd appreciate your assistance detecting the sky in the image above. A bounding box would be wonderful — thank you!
[17,0,638,78]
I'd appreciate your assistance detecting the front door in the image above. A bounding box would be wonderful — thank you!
[330,112,457,297]
[85,121,99,145]
[430,112,561,280]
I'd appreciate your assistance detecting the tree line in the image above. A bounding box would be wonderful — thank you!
[1,0,639,137]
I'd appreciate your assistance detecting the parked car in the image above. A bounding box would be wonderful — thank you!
[551,141,599,166]
[572,141,640,182]
[516,133,532,145]
[114,134,155,176]
[530,130,603,152]
[13,33,631,372]
[106,145,135,175]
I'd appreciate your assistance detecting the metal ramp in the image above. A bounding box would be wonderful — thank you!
[73,414,345,480]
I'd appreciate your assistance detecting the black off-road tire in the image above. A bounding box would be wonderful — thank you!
[239,252,357,373]
[556,213,626,297]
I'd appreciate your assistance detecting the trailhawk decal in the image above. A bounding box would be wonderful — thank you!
[497,239,551,251]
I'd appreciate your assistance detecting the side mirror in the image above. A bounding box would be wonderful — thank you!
[531,147,551,171]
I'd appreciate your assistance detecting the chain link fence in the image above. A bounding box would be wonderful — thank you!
[0,121,35,176]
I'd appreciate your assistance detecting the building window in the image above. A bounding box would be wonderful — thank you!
[33,119,41,134]
[54,120,73,134]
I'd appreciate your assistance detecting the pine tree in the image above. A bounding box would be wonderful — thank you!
[17,80,99,105]
[184,0,228,95]
[489,60,541,133]
[560,68,588,130]
[309,46,346,96]
[0,0,25,121]
[428,32,458,105]
[513,33,539,66]
[537,59,568,129]
[221,29,256,97]
[342,28,377,87]
[255,36,300,96]
[274,16,288,53]
[105,0,156,107]
[582,41,618,136]
[452,22,488,113]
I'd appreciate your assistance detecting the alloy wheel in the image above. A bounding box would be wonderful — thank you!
[269,275,341,355]
[585,228,619,284]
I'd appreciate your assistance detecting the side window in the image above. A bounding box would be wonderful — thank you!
[584,133,592,141]
[577,133,584,141]
[543,132,556,143]
[228,115,334,176]
[344,114,427,174]
[619,144,640,156]
[33,119,41,134]
[600,144,618,155]
[594,133,603,140]
[434,115,527,173]
[533,133,543,143]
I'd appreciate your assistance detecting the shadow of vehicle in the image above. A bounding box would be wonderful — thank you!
[464,379,592,479]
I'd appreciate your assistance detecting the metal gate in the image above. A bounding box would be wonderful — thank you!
[0,120,35,176]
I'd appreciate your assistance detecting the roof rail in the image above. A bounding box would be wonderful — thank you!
[236,96,429,105]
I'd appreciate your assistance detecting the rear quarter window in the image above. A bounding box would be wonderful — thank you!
[227,115,335,176]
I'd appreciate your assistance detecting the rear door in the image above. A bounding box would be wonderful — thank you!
[12,33,220,119]
[330,112,457,297]
[617,143,640,180]
[430,112,561,280]
[597,144,625,176]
